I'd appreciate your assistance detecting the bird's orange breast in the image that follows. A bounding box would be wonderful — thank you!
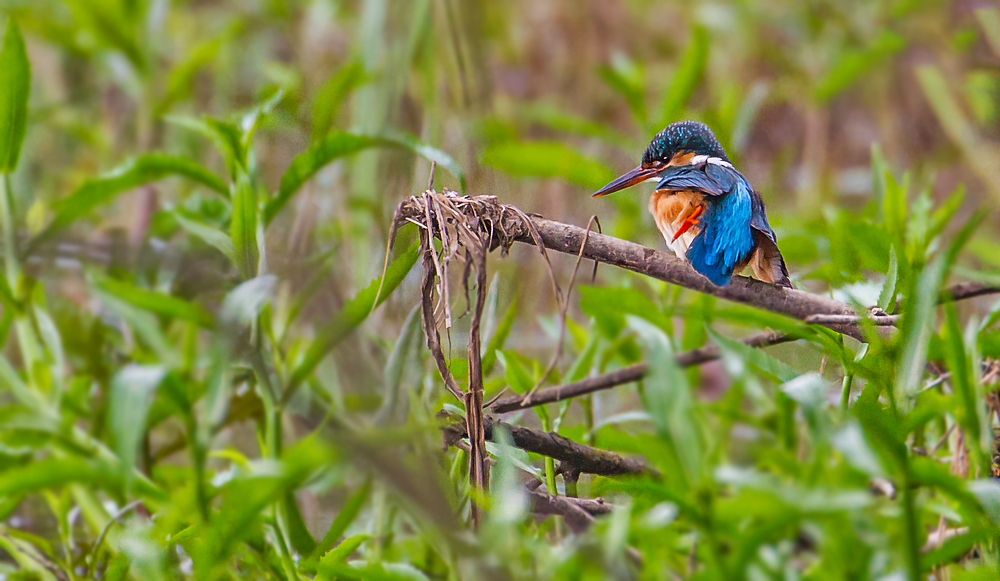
[649,190,706,258]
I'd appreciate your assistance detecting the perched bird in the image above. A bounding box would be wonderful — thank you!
[593,121,791,288]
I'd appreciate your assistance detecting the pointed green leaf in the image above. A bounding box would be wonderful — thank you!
[659,26,708,125]
[174,212,236,261]
[37,154,227,244]
[877,246,898,312]
[320,533,370,566]
[109,365,166,483]
[0,19,30,173]
[230,173,259,279]
[96,277,215,328]
[281,490,317,556]
[312,59,369,140]
[482,300,517,376]
[711,328,799,383]
[265,131,464,224]
[311,479,372,559]
[481,141,614,191]
[286,242,419,396]
[629,316,701,483]
[376,306,422,423]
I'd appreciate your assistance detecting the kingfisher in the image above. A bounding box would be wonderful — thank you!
[593,121,791,288]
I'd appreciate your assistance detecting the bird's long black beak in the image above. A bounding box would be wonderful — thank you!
[592,166,661,197]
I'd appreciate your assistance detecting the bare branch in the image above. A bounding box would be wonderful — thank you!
[491,330,792,414]
[395,194,869,339]
[443,414,646,476]
[527,486,612,533]
[940,282,1000,303]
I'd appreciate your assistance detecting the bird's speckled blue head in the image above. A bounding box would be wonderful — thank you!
[642,121,729,166]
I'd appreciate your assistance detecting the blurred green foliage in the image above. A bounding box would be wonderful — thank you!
[0,0,998,579]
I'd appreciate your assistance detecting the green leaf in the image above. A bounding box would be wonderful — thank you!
[629,316,701,483]
[482,299,517,376]
[97,277,214,328]
[312,60,369,140]
[0,457,122,498]
[320,533,370,566]
[158,22,242,114]
[376,306,422,423]
[0,18,30,173]
[942,302,985,472]
[286,243,419,397]
[813,31,906,104]
[174,212,236,261]
[37,154,227,244]
[482,141,614,191]
[109,365,166,484]
[579,285,671,337]
[265,131,464,224]
[166,114,246,177]
[659,26,708,126]
[312,480,372,559]
[230,173,259,279]
[496,350,535,394]
[711,328,799,383]
[877,246,898,312]
[281,491,317,557]
[928,185,965,244]
[598,53,646,123]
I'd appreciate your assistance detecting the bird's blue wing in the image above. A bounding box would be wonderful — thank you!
[654,165,727,196]
[684,167,756,286]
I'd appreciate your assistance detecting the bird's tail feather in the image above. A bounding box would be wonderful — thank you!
[750,230,792,288]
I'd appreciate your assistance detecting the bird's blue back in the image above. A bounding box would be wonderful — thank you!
[657,162,758,286]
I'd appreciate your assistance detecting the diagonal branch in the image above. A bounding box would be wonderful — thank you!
[395,194,868,339]
[490,330,791,414]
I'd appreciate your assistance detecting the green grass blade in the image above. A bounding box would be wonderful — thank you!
[0,18,30,173]
[108,365,166,485]
[659,26,708,126]
[96,277,215,328]
[285,242,419,398]
[312,60,369,140]
[36,154,227,245]
[174,212,236,262]
[265,131,464,225]
[230,173,259,280]
[376,306,422,423]
[281,491,318,556]
[877,246,898,312]
[481,141,613,191]
[311,479,372,559]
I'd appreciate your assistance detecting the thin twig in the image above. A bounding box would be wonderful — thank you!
[521,215,600,405]
[427,161,437,191]
[465,242,490,527]
[492,330,792,414]
[805,314,900,326]
[419,231,464,400]
[86,500,143,579]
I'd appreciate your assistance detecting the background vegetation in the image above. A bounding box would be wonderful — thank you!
[1,0,1000,579]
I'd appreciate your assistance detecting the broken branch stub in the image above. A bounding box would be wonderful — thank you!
[410,191,494,527]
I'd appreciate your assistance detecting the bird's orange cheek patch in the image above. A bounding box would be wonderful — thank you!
[667,151,697,167]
